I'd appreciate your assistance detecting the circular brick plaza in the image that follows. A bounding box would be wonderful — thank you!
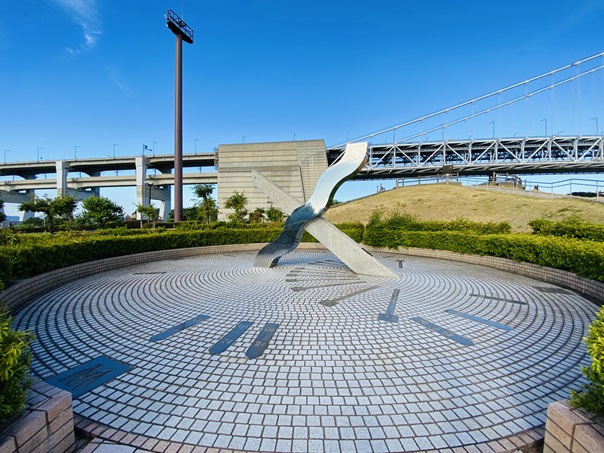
[13,249,597,452]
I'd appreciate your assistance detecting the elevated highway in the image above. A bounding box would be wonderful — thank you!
[1,136,603,220]
[0,172,217,191]
[0,153,216,179]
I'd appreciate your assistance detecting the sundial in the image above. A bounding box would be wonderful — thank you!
[14,248,595,451]
[11,143,597,451]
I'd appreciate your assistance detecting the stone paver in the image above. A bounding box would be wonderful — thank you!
[13,250,597,452]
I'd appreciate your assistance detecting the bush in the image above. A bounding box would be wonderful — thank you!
[0,306,34,423]
[570,306,604,417]
[530,216,604,242]
[362,227,604,283]
[367,210,511,234]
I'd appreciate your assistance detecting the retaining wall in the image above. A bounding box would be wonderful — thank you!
[544,400,604,453]
[0,380,74,453]
[3,243,603,314]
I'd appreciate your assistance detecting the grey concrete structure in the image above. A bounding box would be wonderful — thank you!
[217,140,328,219]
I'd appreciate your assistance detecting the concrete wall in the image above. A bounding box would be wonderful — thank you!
[216,140,328,219]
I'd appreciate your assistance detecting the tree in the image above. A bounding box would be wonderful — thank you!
[249,207,265,223]
[135,203,157,228]
[18,195,77,230]
[192,184,218,224]
[266,206,285,223]
[224,191,248,223]
[80,196,124,226]
[0,199,6,223]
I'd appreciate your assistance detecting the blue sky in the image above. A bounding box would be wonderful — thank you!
[1,0,604,216]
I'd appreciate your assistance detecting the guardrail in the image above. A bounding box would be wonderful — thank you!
[395,175,604,202]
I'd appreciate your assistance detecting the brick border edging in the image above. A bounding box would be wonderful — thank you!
[0,243,289,314]
[3,242,603,314]
[364,245,604,306]
[544,400,604,452]
[0,380,75,453]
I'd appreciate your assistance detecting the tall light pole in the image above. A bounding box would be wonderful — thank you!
[489,121,495,139]
[74,145,80,160]
[540,118,548,136]
[166,9,194,223]
[591,117,599,135]
[113,143,118,159]
[153,141,158,157]
[37,147,43,162]
[195,138,199,154]
[3,149,9,164]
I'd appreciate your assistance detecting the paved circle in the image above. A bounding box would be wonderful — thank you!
[14,250,596,452]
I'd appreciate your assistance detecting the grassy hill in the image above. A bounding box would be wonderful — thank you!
[325,184,604,232]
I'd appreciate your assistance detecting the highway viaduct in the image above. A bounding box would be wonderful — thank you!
[1,136,603,220]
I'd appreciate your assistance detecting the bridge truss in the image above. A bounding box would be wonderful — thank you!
[328,135,604,179]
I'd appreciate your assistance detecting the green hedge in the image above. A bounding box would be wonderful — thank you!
[0,223,364,283]
[363,227,604,282]
[570,305,604,417]
[368,211,511,234]
[530,218,604,242]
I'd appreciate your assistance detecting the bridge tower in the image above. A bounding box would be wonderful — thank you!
[165,9,194,223]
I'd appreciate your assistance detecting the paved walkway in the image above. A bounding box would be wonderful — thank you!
[13,250,596,452]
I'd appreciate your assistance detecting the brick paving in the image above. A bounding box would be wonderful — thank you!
[13,250,597,452]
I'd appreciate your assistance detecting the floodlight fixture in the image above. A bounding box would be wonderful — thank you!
[166,9,194,43]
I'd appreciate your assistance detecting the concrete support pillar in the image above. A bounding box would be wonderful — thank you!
[88,171,101,197]
[135,156,148,220]
[56,161,68,197]
[19,189,35,222]
[159,169,172,221]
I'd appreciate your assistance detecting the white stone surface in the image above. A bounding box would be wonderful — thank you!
[13,250,596,452]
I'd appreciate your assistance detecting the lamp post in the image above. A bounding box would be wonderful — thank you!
[540,118,548,136]
[113,143,118,159]
[591,117,599,135]
[166,9,194,224]
[153,141,157,157]
[195,138,199,154]
[74,145,80,160]
[489,121,495,139]
[3,149,9,164]
[37,147,43,162]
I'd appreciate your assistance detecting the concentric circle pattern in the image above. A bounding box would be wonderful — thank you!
[14,251,597,452]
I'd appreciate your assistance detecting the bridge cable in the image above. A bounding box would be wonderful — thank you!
[332,51,604,148]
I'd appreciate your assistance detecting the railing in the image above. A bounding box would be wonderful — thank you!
[394,175,604,202]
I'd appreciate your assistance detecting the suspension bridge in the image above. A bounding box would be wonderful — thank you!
[1,51,603,217]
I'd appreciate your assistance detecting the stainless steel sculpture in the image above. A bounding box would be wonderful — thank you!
[254,143,397,278]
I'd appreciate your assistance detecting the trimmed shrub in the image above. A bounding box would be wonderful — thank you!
[0,223,364,283]
[530,217,604,242]
[367,210,511,234]
[363,227,604,283]
[570,306,604,417]
[0,306,34,423]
